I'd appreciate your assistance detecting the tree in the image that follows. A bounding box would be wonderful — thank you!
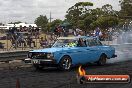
[91,16,119,30]
[50,19,62,28]
[48,19,63,32]
[102,4,112,15]
[119,0,132,19]
[65,2,93,27]
[65,2,121,32]
[34,15,48,32]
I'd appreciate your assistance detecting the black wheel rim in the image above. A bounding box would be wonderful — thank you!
[62,58,71,70]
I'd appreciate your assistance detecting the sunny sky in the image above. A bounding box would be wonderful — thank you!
[0,0,120,23]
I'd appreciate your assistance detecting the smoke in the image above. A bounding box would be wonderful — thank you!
[107,21,132,63]
[107,45,132,63]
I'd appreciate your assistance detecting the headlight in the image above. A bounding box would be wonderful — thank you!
[47,53,54,59]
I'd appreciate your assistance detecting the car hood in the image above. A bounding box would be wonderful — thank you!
[29,47,78,53]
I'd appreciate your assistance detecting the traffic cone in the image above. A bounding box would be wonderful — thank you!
[16,78,20,88]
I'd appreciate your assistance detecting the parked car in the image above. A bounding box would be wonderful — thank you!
[26,36,117,70]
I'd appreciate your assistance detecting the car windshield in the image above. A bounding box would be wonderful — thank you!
[52,39,77,47]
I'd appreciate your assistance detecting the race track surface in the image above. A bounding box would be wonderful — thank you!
[0,60,132,88]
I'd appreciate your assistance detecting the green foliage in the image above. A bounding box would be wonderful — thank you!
[119,0,132,18]
[50,19,62,28]
[33,1,131,33]
[78,20,85,29]
[65,2,120,31]
[65,2,93,27]
[91,16,119,30]
[34,15,48,32]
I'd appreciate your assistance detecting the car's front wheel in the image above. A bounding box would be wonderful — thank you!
[58,56,72,71]
[97,54,107,65]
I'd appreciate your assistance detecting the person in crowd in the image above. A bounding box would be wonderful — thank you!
[10,24,18,48]
[75,27,81,36]
[54,27,58,36]
[73,29,77,36]
[19,25,23,32]
[17,33,26,47]
[32,27,35,36]
[23,26,27,32]
[61,27,65,37]
[39,37,48,48]
[8,27,12,34]
[28,25,32,33]
[123,22,129,31]
[54,26,61,37]
[35,27,40,38]
[94,27,102,40]
[107,27,113,41]
[27,34,36,48]
[12,24,17,33]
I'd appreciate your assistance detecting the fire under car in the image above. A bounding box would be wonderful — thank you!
[26,36,117,70]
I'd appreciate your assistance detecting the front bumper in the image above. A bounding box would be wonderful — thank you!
[32,59,57,67]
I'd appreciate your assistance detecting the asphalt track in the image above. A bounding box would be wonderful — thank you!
[0,60,132,88]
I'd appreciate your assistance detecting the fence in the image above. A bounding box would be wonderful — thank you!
[0,50,28,61]
[0,31,58,62]
[0,31,58,52]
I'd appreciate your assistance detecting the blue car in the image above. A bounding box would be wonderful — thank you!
[27,36,117,70]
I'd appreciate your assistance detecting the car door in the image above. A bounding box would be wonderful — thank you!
[72,38,88,64]
[85,39,101,62]
[75,46,89,64]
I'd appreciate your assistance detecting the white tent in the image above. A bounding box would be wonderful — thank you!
[0,23,37,30]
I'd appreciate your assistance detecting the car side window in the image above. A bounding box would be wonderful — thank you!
[87,39,99,46]
[77,38,87,47]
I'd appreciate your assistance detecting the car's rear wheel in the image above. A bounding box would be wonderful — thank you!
[97,54,107,65]
[58,56,72,71]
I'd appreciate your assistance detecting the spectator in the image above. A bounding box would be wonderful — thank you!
[28,25,32,33]
[27,34,36,48]
[39,37,48,48]
[35,27,40,38]
[23,26,27,32]
[17,33,26,47]
[123,22,129,31]
[73,29,77,36]
[31,26,35,36]
[54,26,61,37]
[94,27,102,40]
[19,25,23,32]
[11,24,17,36]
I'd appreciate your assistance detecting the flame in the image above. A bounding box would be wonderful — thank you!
[78,66,86,76]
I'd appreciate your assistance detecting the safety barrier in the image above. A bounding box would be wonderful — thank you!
[0,50,29,61]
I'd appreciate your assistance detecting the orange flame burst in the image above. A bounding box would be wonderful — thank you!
[78,66,86,76]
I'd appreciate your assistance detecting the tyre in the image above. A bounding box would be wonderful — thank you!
[97,54,107,66]
[58,56,72,71]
